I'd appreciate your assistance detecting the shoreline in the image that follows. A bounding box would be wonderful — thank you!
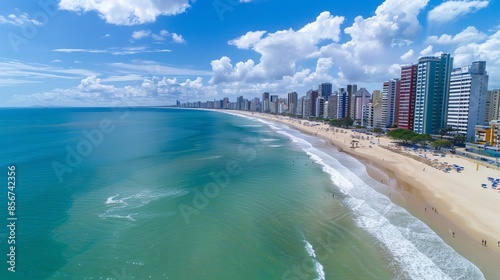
[226,110,500,279]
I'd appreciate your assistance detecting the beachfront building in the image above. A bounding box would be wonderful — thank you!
[413,53,453,134]
[398,64,417,130]
[361,104,371,126]
[296,96,304,117]
[347,84,358,120]
[475,119,500,146]
[379,79,400,128]
[337,88,348,119]
[447,61,489,142]
[485,89,500,123]
[327,94,338,119]
[270,95,279,114]
[287,91,298,115]
[302,97,312,118]
[316,97,325,117]
[306,90,319,117]
[262,92,270,113]
[319,83,332,100]
[353,88,371,124]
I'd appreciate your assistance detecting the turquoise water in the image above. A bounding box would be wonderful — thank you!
[0,108,484,279]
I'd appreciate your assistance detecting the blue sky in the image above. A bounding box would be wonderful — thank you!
[0,0,499,106]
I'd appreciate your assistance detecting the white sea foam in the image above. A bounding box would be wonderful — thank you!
[197,155,222,160]
[100,188,188,221]
[266,122,485,280]
[261,138,280,142]
[267,144,283,148]
[304,239,325,280]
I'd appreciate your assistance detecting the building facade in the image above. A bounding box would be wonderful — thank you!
[398,64,417,130]
[446,61,489,142]
[413,53,453,134]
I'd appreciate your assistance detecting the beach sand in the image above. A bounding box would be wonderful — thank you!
[230,111,500,279]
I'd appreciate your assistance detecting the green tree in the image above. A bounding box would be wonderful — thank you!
[431,139,453,149]
[410,134,432,145]
[373,127,383,136]
[438,126,455,140]
[453,134,466,145]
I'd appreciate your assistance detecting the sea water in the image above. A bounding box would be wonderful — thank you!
[0,108,484,279]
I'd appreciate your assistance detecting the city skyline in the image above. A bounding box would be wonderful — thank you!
[1,0,499,107]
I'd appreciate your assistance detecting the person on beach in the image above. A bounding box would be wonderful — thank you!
[482,239,484,245]
[452,232,455,238]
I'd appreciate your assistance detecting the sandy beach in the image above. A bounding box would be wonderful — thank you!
[230,110,500,279]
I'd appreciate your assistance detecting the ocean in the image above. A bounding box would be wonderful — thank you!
[0,107,484,279]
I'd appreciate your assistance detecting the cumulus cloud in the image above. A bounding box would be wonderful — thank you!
[228,31,266,49]
[426,26,487,45]
[420,45,434,56]
[211,11,344,84]
[453,30,500,74]
[428,0,489,23]
[400,49,415,61]
[12,75,212,106]
[58,0,192,25]
[317,0,429,83]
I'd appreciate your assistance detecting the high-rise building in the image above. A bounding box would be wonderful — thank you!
[236,96,244,110]
[414,53,453,134]
[327,94,338,119]
[222,97,229,109]
[398,64,417,130]
[353,88,371,123]
[287,91,298,115]
[379,79,400,128]
[270,95,279,114]
[302,98,311,118]
[319,83,332,99]
[447,61,489,142]
[485,90,500,123]
[262,92,270,113]
[347,84,358,120]
[316,97,325,117]
[337,88,348,119]
[307,90,319,117]
[296,96,305,116]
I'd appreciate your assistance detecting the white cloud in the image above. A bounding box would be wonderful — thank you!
[420,45,434,56]
[131,29,185,43]
[427,26,487,45]
[428,0,489,23]
[58,0,192,25]
[172,33,186,44]
[0,58,99,86]
[316,0,429,83]
[12,75,212,106]
[453,30,500,76]
[53,47,171,55]
[108,60,212,77]
[51,60,62,63]
[228,31,267,49]
[132,30,151,40]
[0,13,44,26]
[400,49,414,61]
[211,11,344,84]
